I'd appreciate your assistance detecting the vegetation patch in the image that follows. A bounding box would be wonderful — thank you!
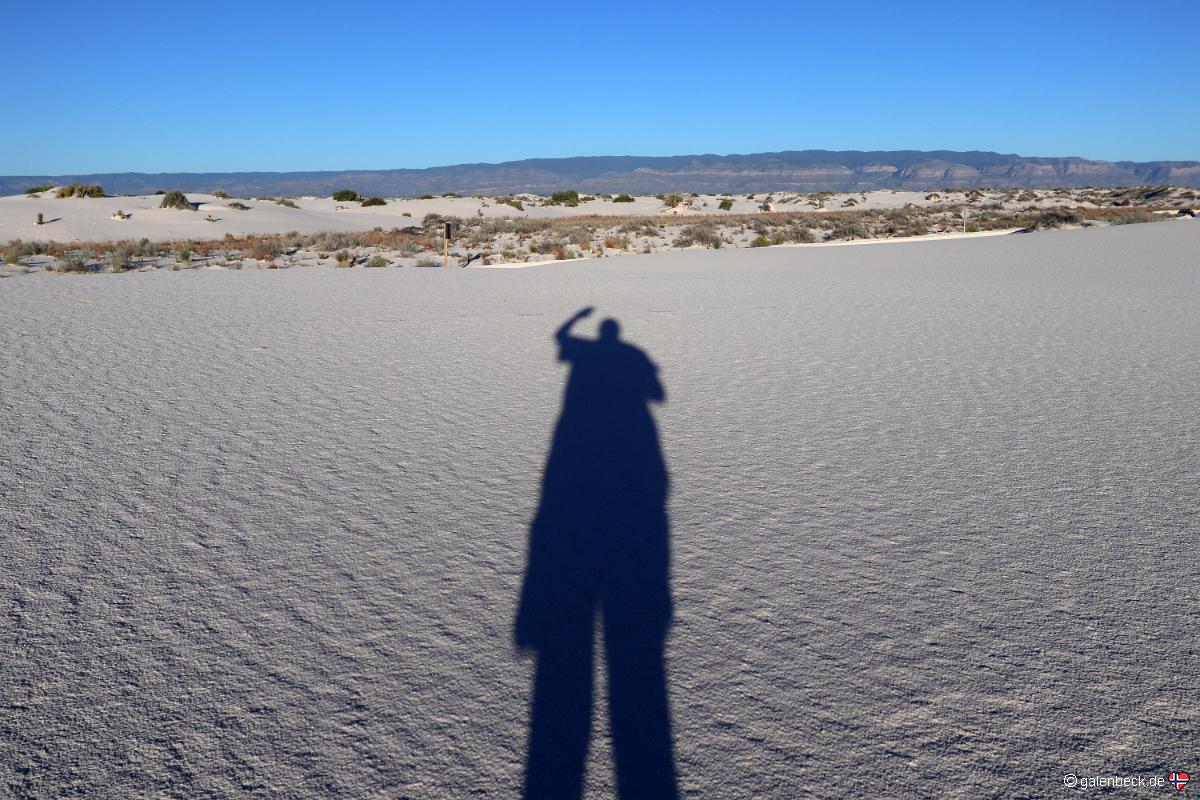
[159,190,193,210]
[55,183,106,198]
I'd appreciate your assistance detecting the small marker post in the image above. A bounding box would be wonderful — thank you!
[444,222,452,268]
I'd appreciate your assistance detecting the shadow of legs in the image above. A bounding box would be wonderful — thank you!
[523,615,595,800]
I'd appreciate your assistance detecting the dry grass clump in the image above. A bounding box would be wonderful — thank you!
[1080,207,1164,225]
[361,197,387,207]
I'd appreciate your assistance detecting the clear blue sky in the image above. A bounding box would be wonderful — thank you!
[4,0,1197,174]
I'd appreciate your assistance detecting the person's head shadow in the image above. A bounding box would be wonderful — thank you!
[514,307,678,799]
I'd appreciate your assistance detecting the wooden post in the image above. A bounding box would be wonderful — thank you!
[444,222,451,268]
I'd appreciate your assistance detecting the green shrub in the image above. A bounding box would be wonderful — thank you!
[718,198,734,211]
[275,198,299,208]
[498,196,525,211]
[211,190,230,199]
[361,197,387,207]
[417,194,435,200]
[365,254,387,268]
[613,194,635,203]
[550,190,579,207]
[227,202,250,211]
[160,190,193,210]
[750,235,770,247]
[442,192,461,198]
[335,250,351,266]
[332,189,361,202]
[25,184,54,194]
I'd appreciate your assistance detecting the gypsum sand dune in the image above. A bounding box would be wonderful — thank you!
[1,223,1198,798]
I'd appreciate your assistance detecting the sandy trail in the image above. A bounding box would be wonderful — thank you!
[2,224,1197,798]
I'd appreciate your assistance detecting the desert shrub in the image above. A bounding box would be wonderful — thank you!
[160,190,193,210]
[673,222,722,248]
[178,245,193,263]
[442,192,461,198]
[332,189,361,202]
[211,190,230,199]
[249,237,283,261]
[55,182,105,198]
[1029,208,1082,229]
[25,184,54,194]
[58,251,96,272]
[660,193,686,208]
[417,194,435,200]
[498,196,525,211]
[718,198,734,211]
[830,219,869,240]
[750,235,770,247]
[335,249,351,266]
[110,246,132,272]
[365,254,387,268]
[553,247,578,260]
[414,254,441,267]
[361,197,387,207]
[275,198,300,209]
[550,190,579,206]
[613,194,635,203]
[227,202,250,210]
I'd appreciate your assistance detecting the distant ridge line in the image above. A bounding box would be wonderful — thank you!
[4,149,1198,196]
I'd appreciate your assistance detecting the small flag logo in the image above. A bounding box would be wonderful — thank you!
[1169,772,1190,791]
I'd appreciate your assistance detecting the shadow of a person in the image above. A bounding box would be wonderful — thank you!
[515,307,679,799]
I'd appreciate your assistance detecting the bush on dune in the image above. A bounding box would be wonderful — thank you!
[361,197,387,207]
[160,190,193,210]
[332,189,361,202]
[55,182,106,198]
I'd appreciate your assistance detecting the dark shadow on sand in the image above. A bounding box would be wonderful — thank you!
[515,307,678,799]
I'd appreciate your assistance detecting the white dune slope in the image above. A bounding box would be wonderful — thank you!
[2,223,1197,798]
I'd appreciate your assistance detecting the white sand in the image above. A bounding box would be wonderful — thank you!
[2,223,1197,798]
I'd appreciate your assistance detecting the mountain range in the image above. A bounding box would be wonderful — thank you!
[4,150,1198,197]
